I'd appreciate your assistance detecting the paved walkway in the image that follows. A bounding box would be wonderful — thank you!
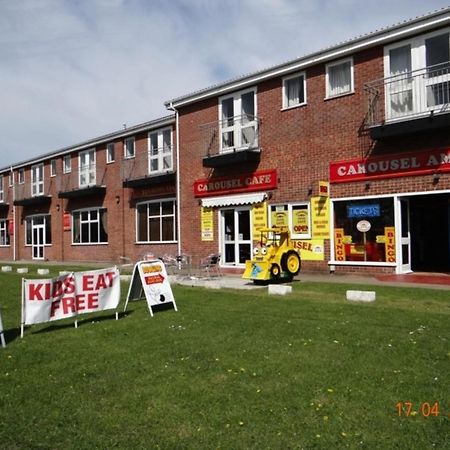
[170,272,450,291]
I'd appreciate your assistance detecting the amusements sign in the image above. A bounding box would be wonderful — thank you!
[311,196,330,239]
[252,202,268,237]
[125,260,177,317]
[22,267,120,326]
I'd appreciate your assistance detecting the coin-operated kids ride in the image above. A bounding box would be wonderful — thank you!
[242,226,301,283]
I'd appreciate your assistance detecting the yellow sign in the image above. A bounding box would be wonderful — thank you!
[334,228,346,261]
[311,196,330,238]
[376,235,386,244]
[252,202,268,237]
[292,239,324,260]
[201,207,214,241]
[271,206,288,228]
[384,227,396,262]
[292,207,310,235]
[319,181,329,197]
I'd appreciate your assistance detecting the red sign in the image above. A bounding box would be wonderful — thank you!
[63,212,71,231]
[145,274,165,285]
[330,148,450,183]
[194,169,277,197]
[8,218,14,236]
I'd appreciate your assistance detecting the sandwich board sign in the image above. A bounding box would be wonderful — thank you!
[124,260,177,317]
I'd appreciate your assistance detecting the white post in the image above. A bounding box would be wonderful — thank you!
[20,278,25,338]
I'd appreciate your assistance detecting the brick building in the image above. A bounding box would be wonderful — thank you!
[1,8,450,275]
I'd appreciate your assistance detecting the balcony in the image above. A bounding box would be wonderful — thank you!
[122,148,175,188]
[57,166,106,198]
[365,62,450,140]
[201,115,261,168]
[14,180,52,206]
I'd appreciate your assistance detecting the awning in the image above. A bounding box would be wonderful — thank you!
[201,192,267,208]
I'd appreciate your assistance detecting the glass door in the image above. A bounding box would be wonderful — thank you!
[221,208,252,265]
[399,198,411,273]
[32,221,45,260]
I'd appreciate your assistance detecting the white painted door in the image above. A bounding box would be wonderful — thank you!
[221,208,252,265]
[32,222,45,260]
[399,198,412,273]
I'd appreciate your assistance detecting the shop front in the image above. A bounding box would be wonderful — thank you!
[330,149,450,274]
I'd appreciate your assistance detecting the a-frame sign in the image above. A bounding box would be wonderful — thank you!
[124,260,177,317]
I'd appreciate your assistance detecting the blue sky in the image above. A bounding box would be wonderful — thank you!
[1,0,449,167]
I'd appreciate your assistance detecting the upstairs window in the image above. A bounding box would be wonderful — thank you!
[149,128,172,174]
[326,58,354,98]
[106,143,115,163]
[282,72,306,108]
[219,88,258,152]
[79,149,96,187]
[31,164,44,197]
[50,159,57,177]
[124,137,135,159]
[18,169,25,184]
[63,155,72,174]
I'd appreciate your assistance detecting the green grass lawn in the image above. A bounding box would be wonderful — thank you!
[0,265,449,449]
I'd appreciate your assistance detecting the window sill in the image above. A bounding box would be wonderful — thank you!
[281,102,307,112]
[328,260,396,267]
[324,90,355,101]
[71,242,108,246]
[135,241,178,245]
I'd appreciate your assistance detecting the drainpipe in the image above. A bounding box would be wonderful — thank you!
[167,103,181,259]
[10,166,16,261]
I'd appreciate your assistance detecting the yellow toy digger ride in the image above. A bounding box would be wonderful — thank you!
[242,226,301,283]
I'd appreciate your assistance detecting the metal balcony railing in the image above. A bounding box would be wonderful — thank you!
[200,115,261,158]
[57,165,106,193]
[365,62,450,127]
[121,148,174,182]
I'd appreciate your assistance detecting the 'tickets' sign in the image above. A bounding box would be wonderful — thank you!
[194,169,277,197]
[330,148,450,183]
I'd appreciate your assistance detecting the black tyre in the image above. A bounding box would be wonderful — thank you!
[270,263,281,278]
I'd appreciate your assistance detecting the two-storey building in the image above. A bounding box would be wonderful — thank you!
[1,7,449,275]
[165,7,450,275]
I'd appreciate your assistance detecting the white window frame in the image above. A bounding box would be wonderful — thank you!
[50,159,57,177]
[325,57,354,99]
[136,198,177,244]
[218,87,258,153]
[72,207,108,245]
[384,27,450,120]
[269,202,312,240]
[106,142,115,163]
[148,128,173,174]
[79,148,96,187]
[9,171,13,187]
[0,219,9,246]
[18,168,25,184]
[282,72,307,109]
[0,175,4,203]
[25,214,52,247]
[63,155,72,174]
[31,163,44,197]
[124,137,135,159]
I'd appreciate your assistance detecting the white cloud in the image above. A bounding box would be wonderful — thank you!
[0,0,448,167]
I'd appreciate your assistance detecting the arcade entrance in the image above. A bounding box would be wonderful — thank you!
[409,193,450,272]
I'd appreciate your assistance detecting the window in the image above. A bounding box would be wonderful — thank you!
[25,215,52,246]
[72,208,108,244]
[50,159,57,177]
[9,171,13,186]
[31,164,44,196]
[79,149,96,187]
[18,169,25,184]
[219,88,258,152]
[282,72,306,108]
[385,29,450,119]
[106,143,115,163]
[269,203,311,239]
[149,128,172,173]
[124,137,135,159]
[0,219,9,246]
[136,199,176,243]
[63,155,72,174]
[326,58,354,98]
[0,176,3,203]
[333,198,394,263]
